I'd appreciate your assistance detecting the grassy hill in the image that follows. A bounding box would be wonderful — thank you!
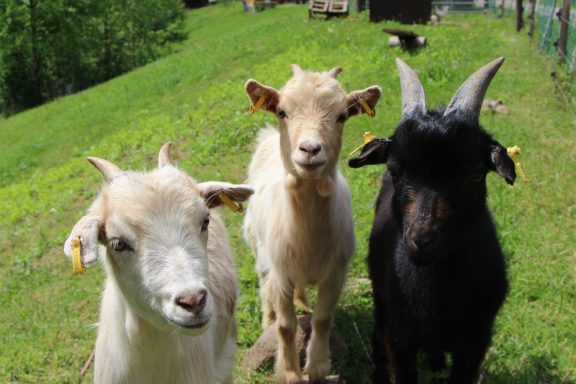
[1,4,574,383]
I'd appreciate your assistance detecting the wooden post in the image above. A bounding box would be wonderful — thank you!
[516,0,524,31]
[527,0,536,37]
[558,0,571,62]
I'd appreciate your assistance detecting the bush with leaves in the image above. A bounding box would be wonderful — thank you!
[0,0,185,114]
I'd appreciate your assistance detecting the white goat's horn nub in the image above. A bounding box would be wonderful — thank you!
[443,57,505,119]
[396,58,426,118]
[87,157,123,182]
[158,142,173,168]
[327,67,343,78]
[290,64,304,76]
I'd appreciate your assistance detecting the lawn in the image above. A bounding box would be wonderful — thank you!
[0,4,574,383]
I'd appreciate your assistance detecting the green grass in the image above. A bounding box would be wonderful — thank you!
[1,4,575,383]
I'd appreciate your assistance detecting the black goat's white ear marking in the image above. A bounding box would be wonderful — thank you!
[489,144,516,185]
[348,139,392,168]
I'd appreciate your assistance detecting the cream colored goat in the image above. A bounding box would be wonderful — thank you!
[63,143,253,384]
[243,65,381,383]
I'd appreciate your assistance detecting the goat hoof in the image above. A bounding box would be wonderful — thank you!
[276,370,303,384]
[305,360,330,383]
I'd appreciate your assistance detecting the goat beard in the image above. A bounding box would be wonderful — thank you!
[284,173,334,197]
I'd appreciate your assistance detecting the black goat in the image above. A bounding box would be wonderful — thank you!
[349,58,516,384]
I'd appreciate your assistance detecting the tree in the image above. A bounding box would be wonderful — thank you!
[0,0,185,114]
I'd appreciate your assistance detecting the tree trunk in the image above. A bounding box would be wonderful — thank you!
[516,0,524,31]
[527,0,536,37]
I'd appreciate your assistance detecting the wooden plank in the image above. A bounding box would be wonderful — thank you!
[328,0,348,13]
[310,0,329,12]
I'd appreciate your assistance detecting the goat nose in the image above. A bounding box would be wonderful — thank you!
[299,141,322,157]
[412,231,437,250]
[175,289,207,313]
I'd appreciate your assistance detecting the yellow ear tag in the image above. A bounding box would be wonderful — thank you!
[359,97,375,117]
[71,237,86,275]
[219,192,244,213]
[249,95,266,114]
[507,146,529,182]
[348,131,377,156]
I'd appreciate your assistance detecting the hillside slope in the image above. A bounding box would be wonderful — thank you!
[0,5,574,383]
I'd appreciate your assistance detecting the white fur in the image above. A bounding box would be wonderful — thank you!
[65,153,253,384]
[243,66,381,383]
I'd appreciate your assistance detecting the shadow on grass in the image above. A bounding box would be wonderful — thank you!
[484,353,571,384]
[331,301,570,384]
[332,301,374,384]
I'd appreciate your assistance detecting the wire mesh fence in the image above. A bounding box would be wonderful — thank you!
[534,0,576,105]
[483,0,576,103]
[536,0,576,68]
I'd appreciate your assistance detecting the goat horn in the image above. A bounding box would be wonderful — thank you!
[158,142,173,168]
[396,58,426,117]
[290,64,303,76]
[443,57,505,119]
[327,67,343,78]
[87,157,123,182]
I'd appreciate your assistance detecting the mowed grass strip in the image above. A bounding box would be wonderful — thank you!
[0,5,574,383]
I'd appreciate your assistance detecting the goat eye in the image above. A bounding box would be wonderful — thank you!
[389,170,401,184]
[201,218,210,232]
[337,113,347,123]
[108,238,130,252]
[470,173,485,183]
[277,110,287,119]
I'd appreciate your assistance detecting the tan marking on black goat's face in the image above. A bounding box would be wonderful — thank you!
[386,114,505,264]
[399,186,446,264]
[435,197,452,222]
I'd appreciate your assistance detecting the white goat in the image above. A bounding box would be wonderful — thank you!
[63,143,253,384]
[243,65,381,383]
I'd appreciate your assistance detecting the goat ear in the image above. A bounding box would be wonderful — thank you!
[63,214,102,266]
[197,181,254,209]
[348,139,391,168]
[488,143,516,185]
[245,79,279,114]
[346,86,382,118]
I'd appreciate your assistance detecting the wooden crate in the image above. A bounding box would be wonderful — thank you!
[309,0,348,17]
[328,0,348,13]
[309,0,329,13]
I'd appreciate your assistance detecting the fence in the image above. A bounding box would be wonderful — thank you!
[431,1,488,13]
[536,0,576,71]
[428,0,576,106]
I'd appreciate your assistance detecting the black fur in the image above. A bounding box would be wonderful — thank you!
[350,109,515,384]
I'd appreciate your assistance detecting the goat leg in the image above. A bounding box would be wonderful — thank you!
[275,287,302,384]
[305,276,344,382]
[448,334,490,384]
